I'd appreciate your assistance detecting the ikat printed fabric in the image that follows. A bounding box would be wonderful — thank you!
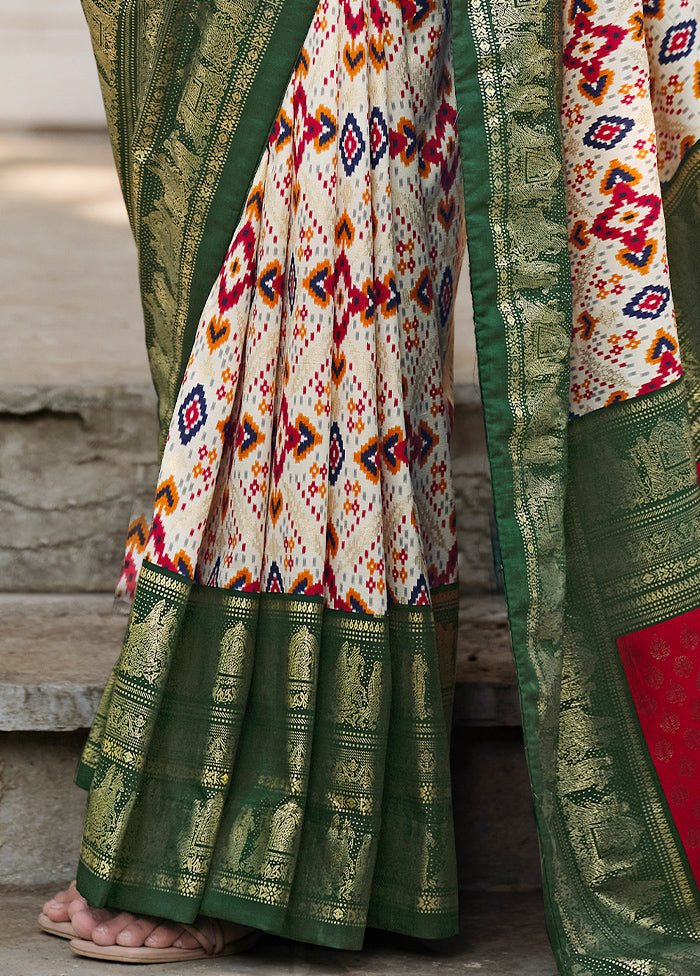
[563,0,700,415]
[118,0,465,613]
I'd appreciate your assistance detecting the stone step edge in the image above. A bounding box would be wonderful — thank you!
[0,592,515,732]
[0,381,483,417]
[0,383,157,415]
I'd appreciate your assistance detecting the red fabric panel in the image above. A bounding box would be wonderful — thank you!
[617,609,700,881]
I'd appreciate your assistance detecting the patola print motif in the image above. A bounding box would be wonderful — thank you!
[563,0,700,415]
[117,0,465,614]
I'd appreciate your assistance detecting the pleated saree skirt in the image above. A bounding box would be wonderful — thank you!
[75,0,464,950]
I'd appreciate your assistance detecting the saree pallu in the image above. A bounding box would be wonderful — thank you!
[452,0,700,971]
[76,0,700,969]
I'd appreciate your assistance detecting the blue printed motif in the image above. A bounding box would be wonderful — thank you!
[177,384,208,445]
[623,284,671,320]
[583,115,634,150]
[659,21,696,63]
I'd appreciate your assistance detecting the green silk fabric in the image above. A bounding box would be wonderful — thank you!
[451,0,700,972]
[76,564,459,948]
[81,0,320,450]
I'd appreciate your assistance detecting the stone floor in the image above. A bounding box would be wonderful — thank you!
[2,888,558,976]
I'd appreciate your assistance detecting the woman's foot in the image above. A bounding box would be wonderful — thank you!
[42,884,249,950]
[42,882,88,929]
[74,912,207,950]
[42,883,123,941]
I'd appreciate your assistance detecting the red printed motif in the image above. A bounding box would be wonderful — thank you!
[562,0,700,415]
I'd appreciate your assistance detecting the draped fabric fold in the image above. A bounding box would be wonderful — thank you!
[76,0,463,951]
[452,0,700,971]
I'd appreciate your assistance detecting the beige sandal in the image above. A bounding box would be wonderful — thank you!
[37,912,78,940]
[69,918,261,963]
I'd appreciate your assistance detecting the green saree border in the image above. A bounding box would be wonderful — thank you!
[76,561,458,950]
[451,0,571,965]
[562,384,700,968]
[451,0,700,962]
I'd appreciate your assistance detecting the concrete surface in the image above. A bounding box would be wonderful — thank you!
[0,0,106,127]
[451,727,541,891]
[0,132,148,387]
[0,732,88,888]
[0,385,158,593]
[1,887,558,975]
[0,594,128,731]
[452,386,500,595]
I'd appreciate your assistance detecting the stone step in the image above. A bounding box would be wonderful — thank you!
[2,887,557,976]
[0,385,159,593]
[0,593,129,732]
[0,591,516,733]
[0,592,539,893]
[0,382,500,595]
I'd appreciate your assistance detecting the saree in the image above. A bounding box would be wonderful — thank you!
[74,0,700,970]
[76,0,462,951]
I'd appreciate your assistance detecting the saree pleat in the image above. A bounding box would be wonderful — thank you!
[76,0,700,966]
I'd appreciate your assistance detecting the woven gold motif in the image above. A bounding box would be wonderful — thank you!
[77,563,458,946]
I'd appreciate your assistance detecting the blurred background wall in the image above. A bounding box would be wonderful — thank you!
[0,0,104,128]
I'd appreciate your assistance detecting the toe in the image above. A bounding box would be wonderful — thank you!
[43,883,77,920]
[115,916,160,947]
[91,912,140,946]
[42,902,71,922]
[71,907,118,941]
[147,922,194,949]
[67,894,89,918]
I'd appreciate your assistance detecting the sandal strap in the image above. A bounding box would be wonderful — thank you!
[180,917,224,955]
[210,918,225,954]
